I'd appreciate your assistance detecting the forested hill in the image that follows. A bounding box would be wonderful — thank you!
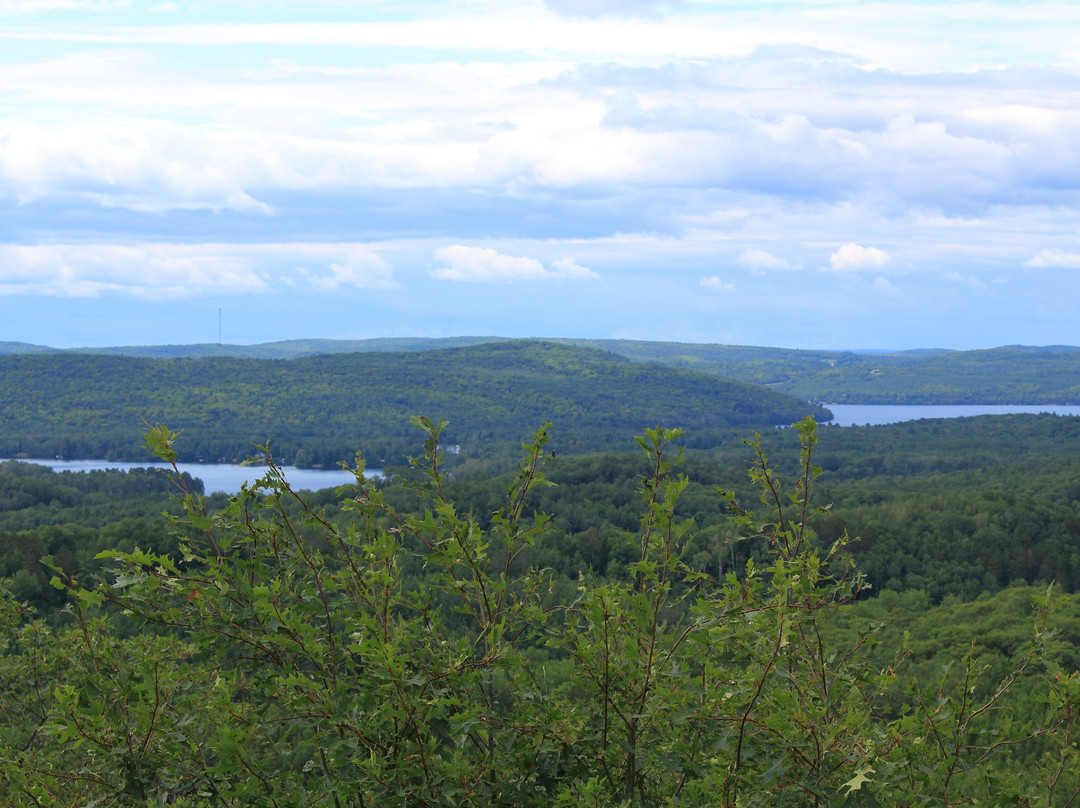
[7,338,1080,403]
[0,341,826,468]
[565,340,1080,404]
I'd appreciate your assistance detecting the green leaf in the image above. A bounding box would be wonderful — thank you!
[74,588,105,608]
[840,763,874,795]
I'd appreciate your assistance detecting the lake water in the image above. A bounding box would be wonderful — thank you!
[0,457,373,495]
[824,403,1080,427]
[8,405,1080,491]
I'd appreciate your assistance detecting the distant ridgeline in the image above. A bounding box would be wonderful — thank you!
[6,337,1080,404]
[0,341,827,469]
[563,341,1080,405]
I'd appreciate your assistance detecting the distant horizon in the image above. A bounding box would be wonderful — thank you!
[5,335,1080,356]
[3,1,1080,348]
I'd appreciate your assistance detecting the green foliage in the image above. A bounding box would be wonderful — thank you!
[10,336,1080,405]
[1,420,1078,806]
[435,412,1080,604]
[0,341,827,470]
[0,459,189,618]
[0,459,194,530]
[562,340,1080,404]
[0,576,218,805]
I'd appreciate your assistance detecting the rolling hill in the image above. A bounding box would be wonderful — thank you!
[7,338,1078,403]
[0,340,827,469]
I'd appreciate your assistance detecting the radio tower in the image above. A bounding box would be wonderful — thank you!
[218,308,222,353]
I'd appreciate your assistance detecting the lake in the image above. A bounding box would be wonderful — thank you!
[823,403,1080,427]
[7,404,1080,492]
[0,457,372,495]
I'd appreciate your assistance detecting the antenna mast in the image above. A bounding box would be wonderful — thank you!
[218,308,222,353]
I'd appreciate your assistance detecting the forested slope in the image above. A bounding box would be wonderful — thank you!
[0,340,827,468]
[564,340,1080,403]
[8,337,1078,403]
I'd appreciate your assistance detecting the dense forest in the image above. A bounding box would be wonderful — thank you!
[7,412,1080,613]
[3,412,1080,804]
[6,337,1080,404]
[0,341,827,469]
[562,341,1080,404]
[3,338,1080,803]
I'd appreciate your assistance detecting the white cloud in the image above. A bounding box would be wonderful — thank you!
[4,43,1080,225]
[431,246,595,282]
[0,242,396,298]
[305,249,395,291]
[0,17,741,60]
[943,271,987,291]
[0,243,266,298]
[0,0,131,14]
[2,2,1080,351]
[1025,249,1080,269]
[827,243,889,272]
[543,0,685,19]
[700,276,734,291]
[738,248,800,272]
[550,257,598,278]
[682,208,752,230]
[2,4,1078,73]
[432,246,546,282]
[0,122,277,214]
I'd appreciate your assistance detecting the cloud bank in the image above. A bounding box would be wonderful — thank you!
[0,243,394,298]
[432,246,596,282]
[543,0,685,19]
[1025,249,1080,269]
[828,244,890,272]
[739,248,801,272]
[700,276,734,291]
[2,0,1080,349]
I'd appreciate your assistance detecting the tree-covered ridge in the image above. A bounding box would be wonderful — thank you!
[0,340,827,468]
[0,341,56,355]
[7,336,1080,403]
[0,460,199,530]
[812,412,1080,478]
[563,340,1080,403]
[0,460,195,615]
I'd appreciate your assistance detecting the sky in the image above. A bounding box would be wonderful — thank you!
[2,0,1080,350]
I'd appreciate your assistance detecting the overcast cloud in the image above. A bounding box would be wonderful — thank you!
[1,0,1079,349]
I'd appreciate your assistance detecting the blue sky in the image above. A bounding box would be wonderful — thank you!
[2,0,1080,349]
